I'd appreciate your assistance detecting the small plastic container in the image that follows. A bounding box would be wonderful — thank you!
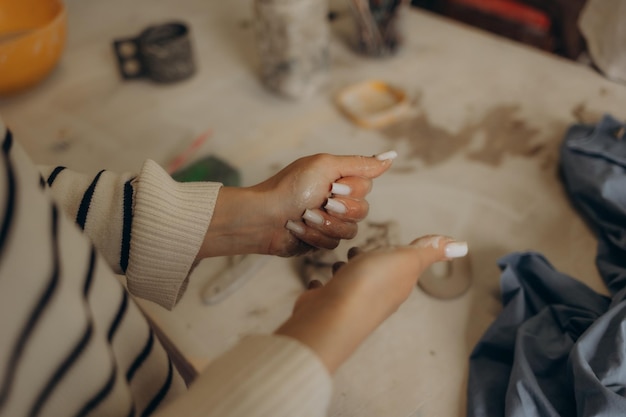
[335,80,410,129]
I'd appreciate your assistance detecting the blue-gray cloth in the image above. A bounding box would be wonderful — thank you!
[467,115,626,417]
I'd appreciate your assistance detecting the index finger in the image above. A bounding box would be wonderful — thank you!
[385,235,469,283]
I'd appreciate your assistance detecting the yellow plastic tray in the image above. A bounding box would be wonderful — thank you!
[336,80,410,129]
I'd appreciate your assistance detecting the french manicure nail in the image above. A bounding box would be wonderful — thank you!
[324,198,347,214]
[303,209,324,225]
[331,182,351,196]
[413,236,443,249]
[285,220,305,235]
[375,150,398,161]
[445,242,468,258]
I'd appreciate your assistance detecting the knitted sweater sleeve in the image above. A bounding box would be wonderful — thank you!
[39,160,222,310]
[155,334,333,417]
[4,121,334,417]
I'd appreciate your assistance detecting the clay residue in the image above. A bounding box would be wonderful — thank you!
[382,112,469,165]
[359,220,399,251]
[389,165,417,174]
[246,307,268,317]
[50,127,74,153]
[465,105,540,166]
[381,104,558,168]
[536,121,569,171]
[572,102,603,124]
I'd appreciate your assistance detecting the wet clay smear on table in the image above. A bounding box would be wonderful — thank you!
[571,102,604,124]
[380,103,574,170]
[464,105,540,166]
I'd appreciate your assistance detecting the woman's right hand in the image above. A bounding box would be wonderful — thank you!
[275,235,469,373]
[196,152,395,259]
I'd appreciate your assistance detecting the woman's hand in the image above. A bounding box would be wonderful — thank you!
[197,151,396,258]
[275,235,469,373]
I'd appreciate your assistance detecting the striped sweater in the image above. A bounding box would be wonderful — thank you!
[0,121,332,417]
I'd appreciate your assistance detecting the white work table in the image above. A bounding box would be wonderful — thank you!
[2,1,626,416]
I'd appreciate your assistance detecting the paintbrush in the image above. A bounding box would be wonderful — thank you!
[349,0,384,54]
[349,0,404,55]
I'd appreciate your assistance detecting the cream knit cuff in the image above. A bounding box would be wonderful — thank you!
[126,159,222,310]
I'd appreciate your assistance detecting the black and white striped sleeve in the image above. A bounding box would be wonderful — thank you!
[1,122,334,417]
[40,157,221,310]
[0,122,188,416]
[39,165,136,276]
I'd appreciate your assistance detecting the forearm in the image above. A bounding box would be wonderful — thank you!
[154,335,332,417]
[275,291,385,374]
[275,301,358,374]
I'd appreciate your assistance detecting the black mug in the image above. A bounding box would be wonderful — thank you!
[113,22,195,83]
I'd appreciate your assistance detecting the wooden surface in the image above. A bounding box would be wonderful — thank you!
[2,1,626,416]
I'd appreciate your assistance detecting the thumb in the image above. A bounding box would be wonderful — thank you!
[332,151,398,179]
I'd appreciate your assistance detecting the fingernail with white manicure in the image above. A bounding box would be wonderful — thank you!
[375,150,398,161]
[303,209,324,225]
[331,182,351,196]
[445,242,468,258]
[324,198,347,214]
[285,220,305,235]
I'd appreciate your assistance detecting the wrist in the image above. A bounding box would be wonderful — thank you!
[197,186,274,258]
[275,291,377,374]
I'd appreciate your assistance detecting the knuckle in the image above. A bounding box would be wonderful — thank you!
[312,153,332,166]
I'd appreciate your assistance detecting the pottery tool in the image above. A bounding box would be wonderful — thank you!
[348,0,404,55]
[201,254,269,305]
[167,129,212,174]
[348,0,384,55]
[167,131,241,186]
[371,0,403,51]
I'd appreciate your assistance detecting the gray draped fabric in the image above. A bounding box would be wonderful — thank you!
[467,115,626,416]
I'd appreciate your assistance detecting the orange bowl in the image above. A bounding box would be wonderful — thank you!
[0,0,67,95]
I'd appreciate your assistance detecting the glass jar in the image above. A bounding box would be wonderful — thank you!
[254,0,329,99]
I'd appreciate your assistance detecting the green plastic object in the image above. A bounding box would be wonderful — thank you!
[171,155,241,186]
